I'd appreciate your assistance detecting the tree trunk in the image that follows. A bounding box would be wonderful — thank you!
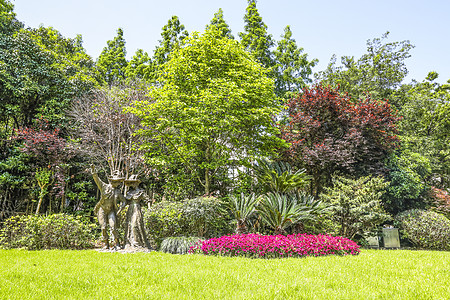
[35,195,43,215]
[205,169,210,195]
[274,226,285,235]
[236,219,248,234]
[60,180,66,212]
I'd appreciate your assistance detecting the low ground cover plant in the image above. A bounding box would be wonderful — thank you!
[190,233,360,258]
[159,236,204,254]
[1,249,449,299]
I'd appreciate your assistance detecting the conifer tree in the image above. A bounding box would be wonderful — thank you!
[125,49,153,81]
[238,0,274,70]
[152,16,188,67]
[274,25,318,98]
[96,28,128,87]
[206,8,234,39]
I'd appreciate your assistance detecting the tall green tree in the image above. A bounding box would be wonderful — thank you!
[152,16,188,68]
[398,72,450,189]
[0,0,21,35]
[0,2,97,218]
[273,25,318,99]
[125,49,153,81]
[318,32,414,101]
[29,27,96,89]
[129,28,286,195]
[96,28,128,87]
[238,0,275,70]
[0,29,72,130]
[206,8,234,39]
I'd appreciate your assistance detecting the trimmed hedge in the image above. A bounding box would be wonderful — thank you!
[395,209,450,251]
[0,214,96,250]
[143,196,232,246]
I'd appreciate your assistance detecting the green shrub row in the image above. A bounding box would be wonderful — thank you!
[0,214,97,250]
[143,196,233,246]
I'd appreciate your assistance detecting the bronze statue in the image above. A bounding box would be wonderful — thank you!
[90,165,125,249]
[121,174,151,249]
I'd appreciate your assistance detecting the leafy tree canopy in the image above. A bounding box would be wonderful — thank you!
[398,72,450,189]
[318,32,414,101]
[125,49,153,81]
[152,16,188,68]
[129,27,286,195]
[280,85,400,195]
[96,28,128,87]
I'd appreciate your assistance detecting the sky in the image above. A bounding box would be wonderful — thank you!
[12,0,450,84]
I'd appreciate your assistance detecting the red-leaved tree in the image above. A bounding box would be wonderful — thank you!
[280,85,400,195]
[13,119,74,212]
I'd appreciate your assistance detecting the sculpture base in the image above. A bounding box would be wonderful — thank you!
[95,245,153,254]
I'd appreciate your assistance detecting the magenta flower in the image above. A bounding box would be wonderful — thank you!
[189,233,360,259]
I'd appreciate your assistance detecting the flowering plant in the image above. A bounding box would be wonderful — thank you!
[190,233,360,258]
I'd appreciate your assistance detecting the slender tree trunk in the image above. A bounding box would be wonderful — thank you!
[35,195,43,215]
[60,180,66,212]
[204,142,211,195]
[205,169,210,195]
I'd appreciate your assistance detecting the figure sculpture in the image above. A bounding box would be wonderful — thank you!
[90,165,125,249]
[121,175,151,249]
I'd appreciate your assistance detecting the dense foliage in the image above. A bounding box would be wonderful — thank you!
[190,233,360,258]
[143,196,232,246]
[395,209,450,251]
[130,28,286,195]
[0,0,449,252]
[320,175,391,239]
[0,213,96,250]
[280,85,400,195]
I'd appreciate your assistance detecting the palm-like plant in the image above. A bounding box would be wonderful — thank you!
[294,191,330,218]
[257,192,331,235]
[228,193,259,234]
[257,192,310,235]
[254,158,310,194]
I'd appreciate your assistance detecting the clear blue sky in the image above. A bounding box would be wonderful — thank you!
[12,0,450,84]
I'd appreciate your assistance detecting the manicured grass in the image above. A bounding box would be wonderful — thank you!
[0,249,449,299]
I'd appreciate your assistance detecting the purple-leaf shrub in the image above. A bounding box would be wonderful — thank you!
[190,233,360,258]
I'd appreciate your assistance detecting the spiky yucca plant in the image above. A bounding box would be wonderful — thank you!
[254,158,310,194]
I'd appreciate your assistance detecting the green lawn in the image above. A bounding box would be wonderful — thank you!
[0,249,449,299]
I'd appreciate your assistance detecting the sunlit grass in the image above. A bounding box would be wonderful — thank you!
[1,249,449,299]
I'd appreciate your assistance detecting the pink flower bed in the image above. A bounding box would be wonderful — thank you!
[190,233,360,258]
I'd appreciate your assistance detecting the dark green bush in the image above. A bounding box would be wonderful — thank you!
[182,196,231,237]
[142,201,185,246]
[394,209,450,250]
[159,236,204,254]
[143,196,232,246]
[0,213,97,250]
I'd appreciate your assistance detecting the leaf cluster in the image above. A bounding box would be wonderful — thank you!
[320,175,391,239]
